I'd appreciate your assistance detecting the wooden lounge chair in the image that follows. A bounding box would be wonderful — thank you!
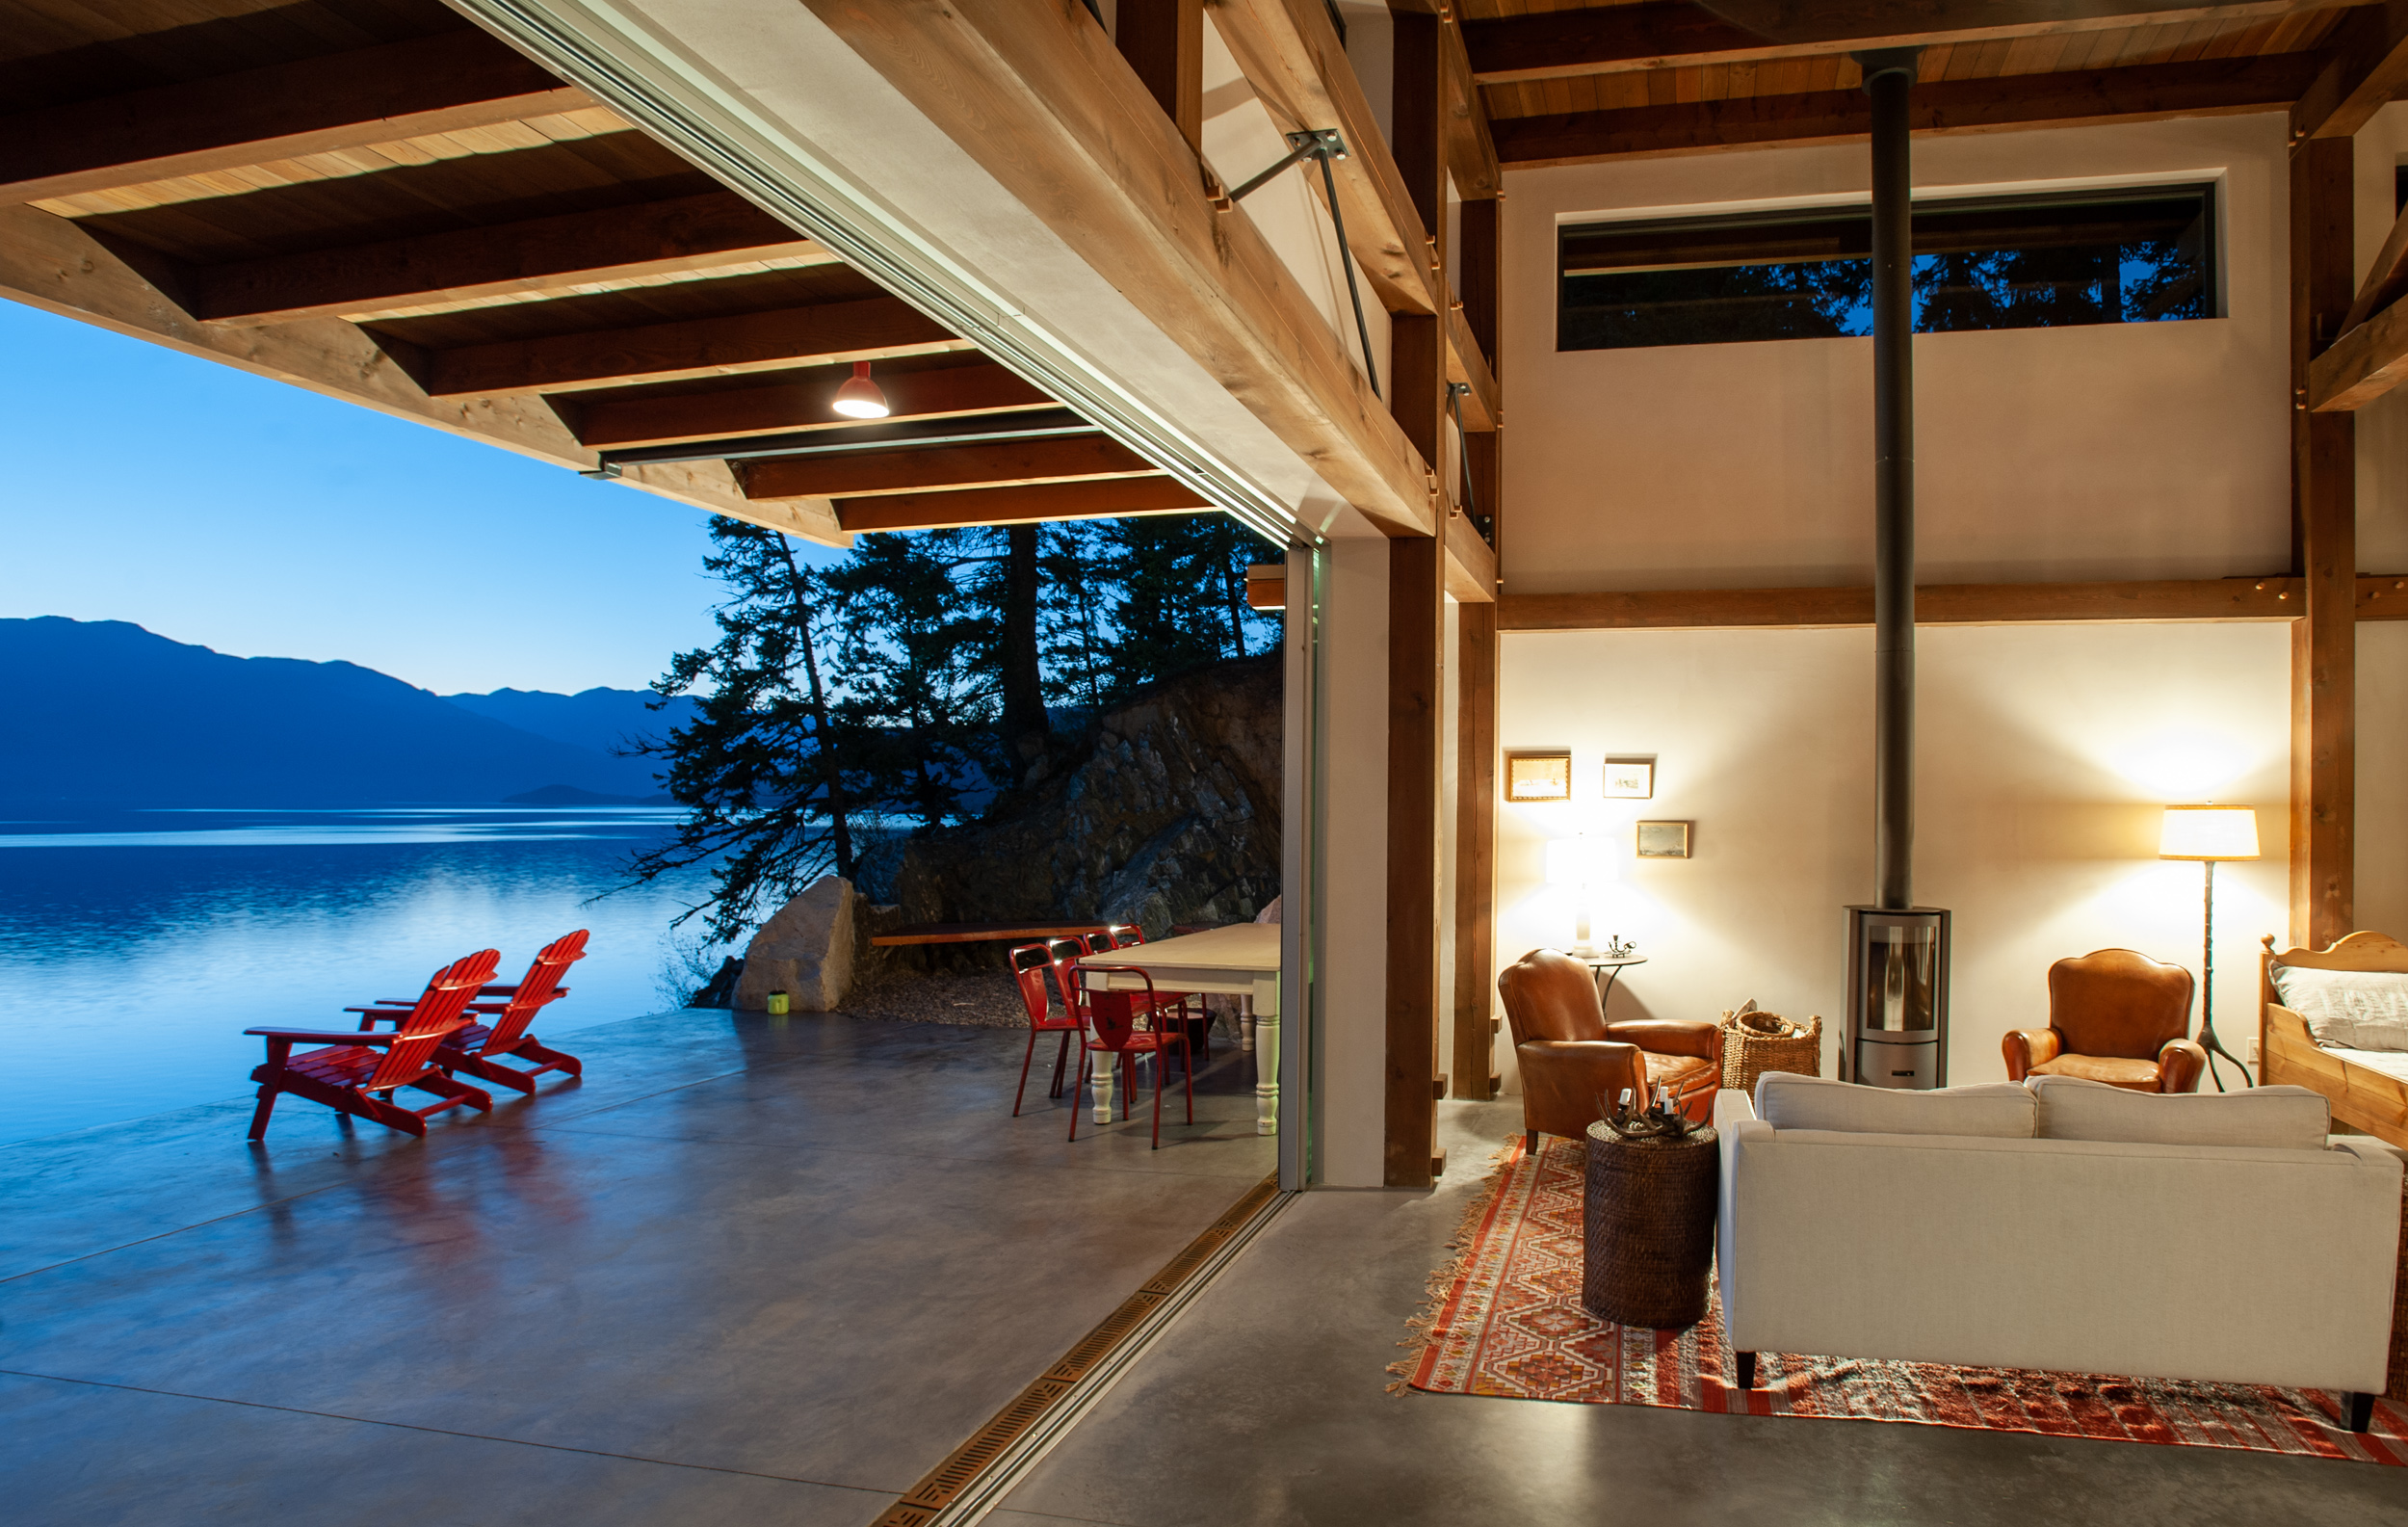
[361,931,588,1094]
[245,950,499,1140]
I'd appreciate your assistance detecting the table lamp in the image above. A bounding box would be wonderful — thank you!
[1545,835,1617,959]
[2159,803,2259,1092]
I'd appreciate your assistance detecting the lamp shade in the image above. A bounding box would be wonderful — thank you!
[2159,803,2259,861]
[831,360,891,419]
[1545,835,1614,887]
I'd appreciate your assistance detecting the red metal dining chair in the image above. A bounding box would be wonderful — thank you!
[244,949,500,1140]
[358,930,588,1093]
[1070,965,1192,1148]
[1009,940,1085,1116]
[1101,924,1208,1065]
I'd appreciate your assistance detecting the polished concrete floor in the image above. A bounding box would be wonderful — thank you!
[999,1100,2408,1527]
[10,1023,2404,1527]
[0,1010,1272,1525]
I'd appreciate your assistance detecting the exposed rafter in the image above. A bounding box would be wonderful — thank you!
[568,361,1054,447]
[1464,1,2340,86]
[410,296,968,397]
[1492,54,2321,166]
[181,192,830,327]
[2291,0,2408,142]
[741,434,1153,499]
[0,31,590,204]
[831,475,1211,533]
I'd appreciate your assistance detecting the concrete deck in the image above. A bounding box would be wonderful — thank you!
[10,1016,2401,1526]
[0,1010,1272,1524]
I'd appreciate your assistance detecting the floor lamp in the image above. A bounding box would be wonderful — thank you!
[2159,803,2260,1092]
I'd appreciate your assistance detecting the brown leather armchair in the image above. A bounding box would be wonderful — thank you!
[2002,948,2207,1093]
[1497,947,1722,1154]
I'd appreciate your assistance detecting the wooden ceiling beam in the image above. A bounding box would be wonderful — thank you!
[741,434,1153,499]
[2291,0,2408,142]
[806,0,1436,535]
[184,192,830,327]
[0,202,846,546]
[1465,1,2340,86]
[1492,54,2320,166]
[1499,578,2308,631]
[2309,287,2408,408]
[0,31,590,205]
[2342,197,2408,333]
[1211,0,1445,314]
[568,360,1054,447]
[831,475,1211,532]
[1440,15,1502,200]
[415,295,966,397]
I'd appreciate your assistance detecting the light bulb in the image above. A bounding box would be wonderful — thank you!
[831,361,890,420]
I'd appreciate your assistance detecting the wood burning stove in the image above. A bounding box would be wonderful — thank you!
[1844,907,1950,1089]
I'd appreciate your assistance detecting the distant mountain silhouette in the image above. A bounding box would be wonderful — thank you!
[1,618,666,806]
[443,686,698,756]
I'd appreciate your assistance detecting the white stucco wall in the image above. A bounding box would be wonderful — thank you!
[1498,115,2293,592]
[1496,624,2291,1090]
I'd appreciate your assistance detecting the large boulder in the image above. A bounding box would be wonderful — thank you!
[885,656,1280,942]
[734,875,859,1011]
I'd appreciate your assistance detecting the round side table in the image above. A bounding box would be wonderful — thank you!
[1582,1118,1718,1330]
[1579,954,1647,1010]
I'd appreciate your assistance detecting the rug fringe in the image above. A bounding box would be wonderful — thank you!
[1387,1139,1529,1395]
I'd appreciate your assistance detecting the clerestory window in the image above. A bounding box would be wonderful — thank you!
[1557,183,2217,352]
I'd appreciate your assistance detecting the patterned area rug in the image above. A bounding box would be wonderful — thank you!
[1394,1136,2407,1463]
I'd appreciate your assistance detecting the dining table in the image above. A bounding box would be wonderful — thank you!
[1076,924,1282,1135]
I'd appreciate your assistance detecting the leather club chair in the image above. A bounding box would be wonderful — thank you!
[2002,948,2207,1093]
[1496,947,1722,1154]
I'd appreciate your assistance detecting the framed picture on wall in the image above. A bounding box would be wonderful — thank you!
[1603,758,1655,799]
[1636,821,1692,859]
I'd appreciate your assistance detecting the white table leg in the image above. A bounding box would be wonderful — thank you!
[1251,975,1279,1137]
[1240,998,1256,1053]
[1090,1046,1115,1124]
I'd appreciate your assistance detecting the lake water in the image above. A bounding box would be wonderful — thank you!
[0,806,720,1145]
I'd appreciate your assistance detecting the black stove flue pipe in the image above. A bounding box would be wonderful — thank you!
[1861,49,1921,913]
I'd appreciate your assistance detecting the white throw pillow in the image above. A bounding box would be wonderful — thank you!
[2028,1074,2331,1150]
[2270,964,2408,1052]
[1755,1071,2036,1139]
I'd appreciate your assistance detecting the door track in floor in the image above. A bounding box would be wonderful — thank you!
[870,1172,1288,1527]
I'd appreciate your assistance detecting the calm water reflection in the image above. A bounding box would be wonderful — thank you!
[0,806,714,1144]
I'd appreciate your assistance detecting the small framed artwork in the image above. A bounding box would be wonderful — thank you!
[1636,820,1692,859]
[1504,749,1572,803]
[1602,757,1655,800]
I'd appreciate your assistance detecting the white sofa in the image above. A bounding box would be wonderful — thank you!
[1714,1073,2402,1427]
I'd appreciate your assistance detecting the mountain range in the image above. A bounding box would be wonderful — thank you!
[1,617,697,807]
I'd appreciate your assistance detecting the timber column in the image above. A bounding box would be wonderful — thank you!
[2290,136,2355,949]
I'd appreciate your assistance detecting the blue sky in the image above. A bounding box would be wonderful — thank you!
[0,302,844,695]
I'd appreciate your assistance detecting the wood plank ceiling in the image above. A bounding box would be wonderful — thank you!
[0,0,1207,544]
[1460,0,2366,164]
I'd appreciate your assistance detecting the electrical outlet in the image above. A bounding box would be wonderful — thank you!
[2247,1037,2261,1066]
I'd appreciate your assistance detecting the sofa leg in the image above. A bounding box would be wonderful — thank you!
[1525,1130,1538,1156]
[1734,1351,1757,1391]
[2346,1390,2374,1434]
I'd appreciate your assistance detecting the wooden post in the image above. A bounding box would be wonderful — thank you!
[2290,136,2355,949]
[1382,8,1449,1186]
[1457,197,1500,371]
[1387,535,1446,1185]
[1113,0,1203,150]
[1452,601,1498,1099]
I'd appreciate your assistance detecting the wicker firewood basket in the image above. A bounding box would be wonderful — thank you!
[1719,1007,1822,1096]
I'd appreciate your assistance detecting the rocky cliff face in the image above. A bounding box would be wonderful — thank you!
[879,656,1280,945]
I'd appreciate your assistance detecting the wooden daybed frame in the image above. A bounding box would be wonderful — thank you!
[2261,932,2408,1150]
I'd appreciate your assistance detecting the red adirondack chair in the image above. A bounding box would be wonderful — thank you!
[245,950,500,1140]
[361,930,588,1093]
[1070,965,1191,1148]
[1009,940,1083,1116]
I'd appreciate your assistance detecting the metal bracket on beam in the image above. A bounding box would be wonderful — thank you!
[1223,129,1381,400]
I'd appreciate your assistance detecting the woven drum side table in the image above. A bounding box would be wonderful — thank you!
[1582,1119,1719,1330]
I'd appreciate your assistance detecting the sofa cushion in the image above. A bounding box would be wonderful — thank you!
[2028,1074,2331,1149]
[1754,1072,2036,1138]
[2269,964,2408,1052]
